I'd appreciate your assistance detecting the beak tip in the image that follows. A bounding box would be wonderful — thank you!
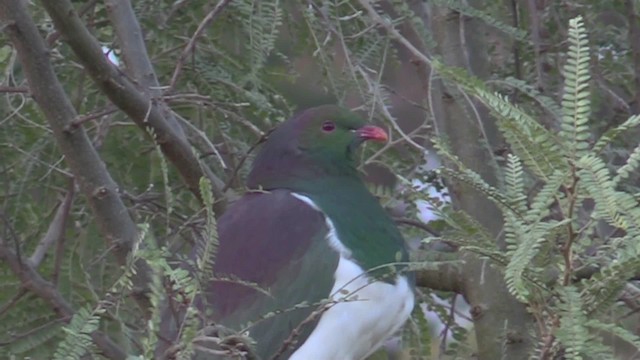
[356,125,388,142]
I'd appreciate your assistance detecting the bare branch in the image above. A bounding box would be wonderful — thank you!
[28,184,75,268]
[0,288,27,318]
[410,249,463,293]
[0,0,151,308]
[0,86,29,93]
[394,217,441,237]
[65,107,118,132]
[0,237,126,360]
[169,0,233,90]
[40,0,226,210]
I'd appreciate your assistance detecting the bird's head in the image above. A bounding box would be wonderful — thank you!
[293,105,387,162]
[247,105,388,190]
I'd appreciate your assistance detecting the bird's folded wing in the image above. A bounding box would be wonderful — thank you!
[204,189,339,358]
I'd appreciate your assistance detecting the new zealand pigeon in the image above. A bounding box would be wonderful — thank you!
[162,105,414,359]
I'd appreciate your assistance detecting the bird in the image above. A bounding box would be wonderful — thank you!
[160,105,414,360]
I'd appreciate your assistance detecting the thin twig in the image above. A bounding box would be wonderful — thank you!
[169,0,233,90]
[0,86,29,93]
[394,217,441,237]
[438,293,458,358]
[0,288,27,318]
[0,236,127,359]
[357,0,431,66]
[221,129,273,193]
[64,107,118,132]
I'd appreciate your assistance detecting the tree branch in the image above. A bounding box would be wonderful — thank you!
[394,217,441,237]
[40,0,226,211]
[102,0,194,150]
[103,0,163,92]
[0,0,151,309]
[410,249,463,293]
[28,184,74,268]
[0,237,126,360]
[0,86,29,93]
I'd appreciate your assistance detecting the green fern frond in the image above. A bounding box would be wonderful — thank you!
[433,139,514,213]
[5,319,62,356]
[402,304,431,360]
[592,114,640,154]
[525,170,566,224]
[555,286,590,360]
[438,207,495,249]
[497,117,564,180]
[581,229,640,314]
[53,306,104,360]
[613,143,640,185]
[175,307,199,360]
[438,166,514,213]
[504,219,568,302]
[432,0,528,41]
[587,319,640,351]
[502,211,529,301]
[503,77,562,118]
[196,177,219,282]
[505,154,527,214]
[231,0,284,78]
[577,155,635,229]
[158,145,174,232]
[433,60,565,179]
[137,231,168,358]
[560,16,591,160]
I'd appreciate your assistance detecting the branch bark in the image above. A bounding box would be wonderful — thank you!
[28,184,74,268]
[40,0,226,211]
[0,0,151,309]
[0,237,126,360]
[411,249,463,293]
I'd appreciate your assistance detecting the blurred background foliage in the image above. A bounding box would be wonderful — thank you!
[2,0,640,359]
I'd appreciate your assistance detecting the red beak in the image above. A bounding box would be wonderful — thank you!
[355,125,388,142]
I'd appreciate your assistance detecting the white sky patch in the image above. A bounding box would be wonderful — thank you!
[422,293,472,342]
[102,46,120,66]
[412,178,451,224]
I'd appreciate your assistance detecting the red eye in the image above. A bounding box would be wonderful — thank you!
[321,121,336,132]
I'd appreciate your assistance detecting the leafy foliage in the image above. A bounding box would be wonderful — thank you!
[54,307,104,360]
[432,14,640,358]
[2,0,640,359]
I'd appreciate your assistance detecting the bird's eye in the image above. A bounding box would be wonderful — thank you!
[321,121,336,132]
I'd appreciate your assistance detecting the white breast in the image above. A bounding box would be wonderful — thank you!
[290,194,415,360]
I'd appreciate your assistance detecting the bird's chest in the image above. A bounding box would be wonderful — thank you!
[291,256,414,360]
[289,193,414,360]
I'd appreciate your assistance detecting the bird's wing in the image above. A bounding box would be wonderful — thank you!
[204,189,339,358]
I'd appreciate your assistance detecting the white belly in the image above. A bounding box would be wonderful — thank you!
[290,257,414,360]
